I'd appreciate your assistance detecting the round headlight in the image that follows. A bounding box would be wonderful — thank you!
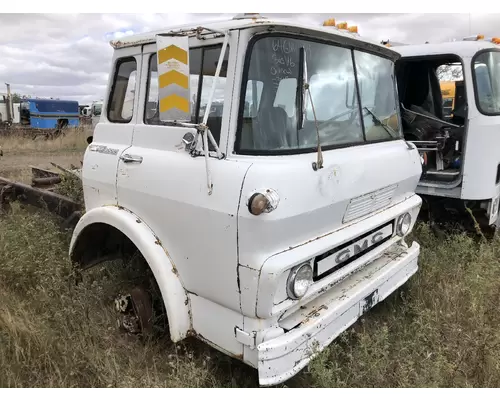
[396,212,412,236]
[287,263,313,300]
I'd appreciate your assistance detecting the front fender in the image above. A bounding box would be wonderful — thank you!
[69,205,191,342]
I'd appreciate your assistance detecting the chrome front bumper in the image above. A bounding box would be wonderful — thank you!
[257,239,420,386]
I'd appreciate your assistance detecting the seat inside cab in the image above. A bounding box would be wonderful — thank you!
[396,55,466,183]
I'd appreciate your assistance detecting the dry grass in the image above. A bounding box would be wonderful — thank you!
[303,225,500,388]
[0,127,90,154]
[0,127,87,183]
[0,205,256,388]
[0,205,499,388]
[55,172,84,204]
[0,135,499,387]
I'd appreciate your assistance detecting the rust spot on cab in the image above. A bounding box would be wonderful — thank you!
[154,236,162,246]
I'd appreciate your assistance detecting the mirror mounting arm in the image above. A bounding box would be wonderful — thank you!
[196,31,229,195]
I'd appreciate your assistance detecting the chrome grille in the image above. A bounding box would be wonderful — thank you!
[343,184,398,223]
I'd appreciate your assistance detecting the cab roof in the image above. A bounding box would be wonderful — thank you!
[110,14,398,60]
[393,40,499,58]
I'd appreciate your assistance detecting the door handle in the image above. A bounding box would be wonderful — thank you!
[120,153,143,163]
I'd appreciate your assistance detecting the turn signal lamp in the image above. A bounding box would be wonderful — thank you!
[248,189,280,216]
[336,22,348,30]
[492,37,500,44]
[477,34,485,40]
[348,26,358,33]
[323,18,336,27]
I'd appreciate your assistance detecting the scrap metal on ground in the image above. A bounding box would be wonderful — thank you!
[0,163,83,229]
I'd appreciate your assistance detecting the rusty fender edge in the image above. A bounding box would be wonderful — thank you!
[69,205,192,342]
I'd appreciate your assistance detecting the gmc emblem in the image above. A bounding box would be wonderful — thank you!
[334,231,386,264]
[316,223,394,277]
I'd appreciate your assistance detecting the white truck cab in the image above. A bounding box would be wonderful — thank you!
[389,36,500,231]
[90,100,103,129]
[69,14,423,386]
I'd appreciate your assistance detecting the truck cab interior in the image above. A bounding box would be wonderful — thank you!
[395,55,466,187]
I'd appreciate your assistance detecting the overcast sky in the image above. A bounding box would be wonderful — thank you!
[1,13,498,104]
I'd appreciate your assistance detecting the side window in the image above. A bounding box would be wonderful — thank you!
[473,51,500,115]
[197,47,229,121]
[93,103,102,116]
[188,48,203,122]
[436,62,464,120]
[354,50,400,141]
[243,80,263,117]
[145,48,202,124]
[475,63,492,107]
[108,57,137,123]
[145,45,229,146]
[273,78,296,118]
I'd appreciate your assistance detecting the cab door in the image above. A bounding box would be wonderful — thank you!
[81,47,141,211]
[115,32,252,353]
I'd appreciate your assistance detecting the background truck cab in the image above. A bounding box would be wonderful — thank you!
[69,14,423,386]
[390,37,500,232]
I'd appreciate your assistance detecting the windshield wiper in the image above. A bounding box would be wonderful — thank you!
[298,46,323,171]
[363,107,399,139]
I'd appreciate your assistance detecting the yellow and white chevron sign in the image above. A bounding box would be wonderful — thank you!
[156,35,191,122]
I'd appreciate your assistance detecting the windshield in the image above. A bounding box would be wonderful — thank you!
[34,101,79,114]
[236,35,401,154]
[473,50,500,115]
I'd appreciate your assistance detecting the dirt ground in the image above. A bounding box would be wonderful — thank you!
[0,128,88,182]
[0,150,84,181]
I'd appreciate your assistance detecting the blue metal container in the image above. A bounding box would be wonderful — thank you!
[20,99,80,129]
